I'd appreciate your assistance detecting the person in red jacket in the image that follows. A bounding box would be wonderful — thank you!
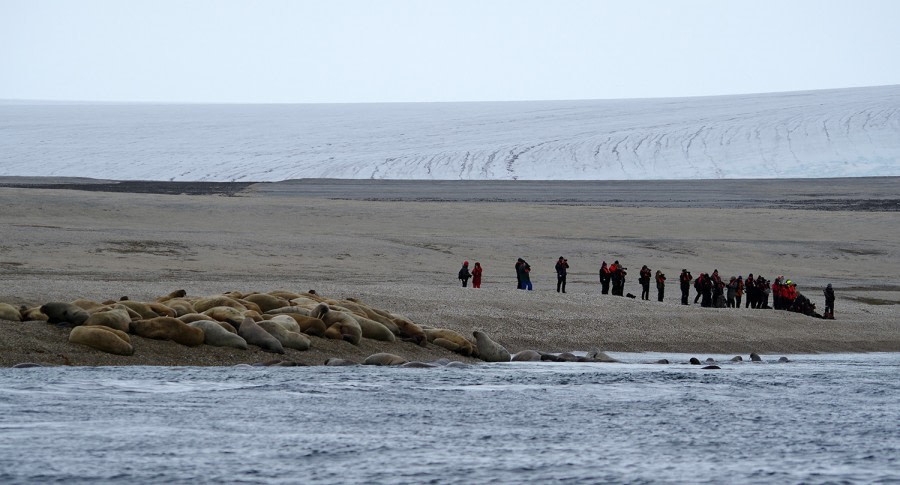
[471,262,483,288]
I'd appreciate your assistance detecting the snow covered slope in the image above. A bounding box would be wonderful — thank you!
[2,85,899,181]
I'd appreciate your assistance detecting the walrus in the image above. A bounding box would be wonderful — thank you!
[145,302,176,318]
[69,325,134,356]
[258,321,311,351]
[12,363,44,368]
[750,353,763,362]
[313,303,361,345]
[155,289,187,302]
[324,358,357,366]
[586,349,618,363]
[705,358,716,363]
[40,302,89,326]
[267,290,304,301]
[243,293,290,313]
[363,353,409,366]
[178,313,217,324]
[730,356,743,362]
[399,361,439,368]
[202,306,245,326]
[511,350,542,362]
[556,352,580,362]
[267,313,326,337]
[263,314,303,333]
[655,359,670,364]
[131,317,204,347]
[160,299,195,317]
[115,300,159,319]
[238,317,285,354]
[778,356,791,363]
[83,307,132,333]
[424,328,474,356]
[347,313,395,342]
[71,299,107,312]
[266,306,312,316]
[193,296,247,313]
[689,357,702,365]
[19,306,48,321]
[702,365,721,370]
[188,320,248,349]
[392,316,427,346]
[473,331,510,362]
[0,303,22,321]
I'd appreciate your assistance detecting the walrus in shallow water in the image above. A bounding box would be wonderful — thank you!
[41,302,89,326]
[473,331,510,362]
[238,317,285,354]
[69,325,134,356]
[131,317,204,347]
[511,350,542,362]
[363,353,408,366]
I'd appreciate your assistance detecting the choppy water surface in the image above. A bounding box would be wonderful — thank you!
[1,353,898,484]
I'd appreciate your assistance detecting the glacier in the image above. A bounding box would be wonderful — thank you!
[1,85,899,181]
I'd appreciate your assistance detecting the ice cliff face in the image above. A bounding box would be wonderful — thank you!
[1,85,898,181]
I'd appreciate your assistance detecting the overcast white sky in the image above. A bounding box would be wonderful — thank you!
[1,0,899,103]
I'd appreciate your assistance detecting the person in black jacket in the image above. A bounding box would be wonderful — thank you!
[639,265,651,300]
[458,261,471,287]
[599,261,611,295]
[824,283,835,319]
[555,256,569,293]
[680,269,692,305]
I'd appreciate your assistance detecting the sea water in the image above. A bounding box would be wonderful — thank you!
[0,353,897,484]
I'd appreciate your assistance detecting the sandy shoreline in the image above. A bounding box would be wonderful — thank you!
[1,177,898,366]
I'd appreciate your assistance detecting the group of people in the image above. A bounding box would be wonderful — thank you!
[457,258,836,319]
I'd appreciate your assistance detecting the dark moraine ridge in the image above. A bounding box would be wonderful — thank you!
[2,176,897,210]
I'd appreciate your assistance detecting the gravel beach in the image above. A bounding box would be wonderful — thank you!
[1,178,898,366]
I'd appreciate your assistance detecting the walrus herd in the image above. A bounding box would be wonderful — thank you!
[1,290,790,367]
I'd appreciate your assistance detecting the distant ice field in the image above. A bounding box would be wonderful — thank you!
[2,85,899,181]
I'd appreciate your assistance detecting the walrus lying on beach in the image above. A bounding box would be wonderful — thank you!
[0,303,21,322]
[131,317,204,347]
[424,328,475,356]
[41,302,89,326]
[69,325,134,356]
[188,320,248,350]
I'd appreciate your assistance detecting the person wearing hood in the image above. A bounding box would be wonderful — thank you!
[639,265,652,300]
[472,262,483,288]
[726,276,738,308]
[520,259,532,291]
[555,256,569,293]
[458,261,471,287]
[599,261,611,295]
[515,258,525,289]
[655,270,666,302]
[679,269,692,305]
[824,283,835,319]
[735,276,744,308]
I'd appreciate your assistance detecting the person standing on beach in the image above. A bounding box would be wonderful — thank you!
[655,270,666,302]
[520,260,533,291]
[694,273,705,304]
[515,259,524,289]
[555,256,569,293]
[599,261,611,295]
[735,276,744,308]
[680,269,692,305]
[458,261,471,287]
[823,283,835,319]
[472,262,483,288]
[726,276,738,308]
[639,265,651,300]
[745,273,755,308]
